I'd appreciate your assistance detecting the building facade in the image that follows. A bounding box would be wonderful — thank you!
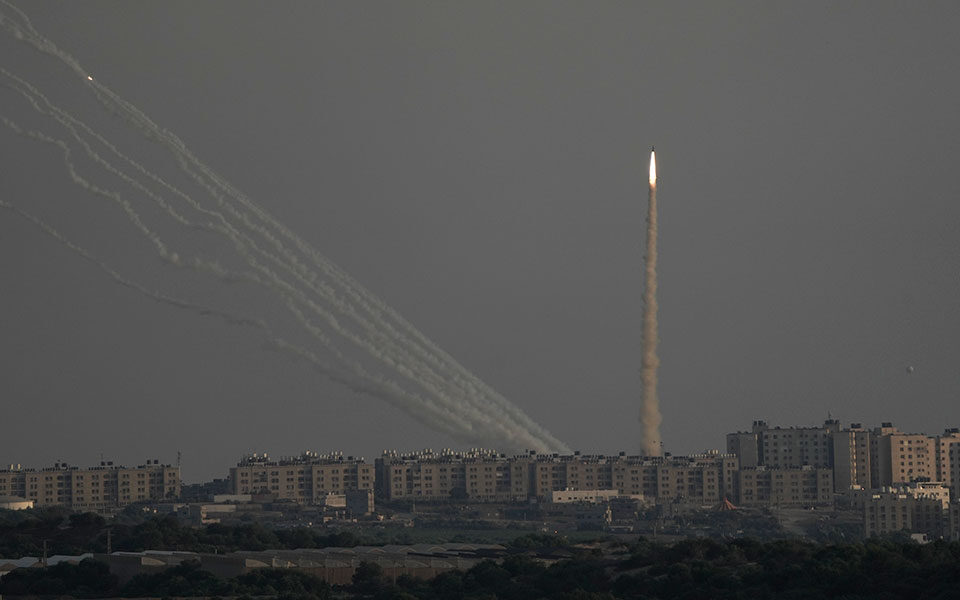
[729,420,960,498]
[737,466,833,507]
[376,449,526,502]
[833,424,872,492]
[0,460,180,511]
[873,431,937,487]
[859,483,951,539]
[375,449,737,506]
[936,429,960,499]
[230,452,373,503]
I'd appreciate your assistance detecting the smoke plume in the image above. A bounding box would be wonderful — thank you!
[0,3,569,455]
[640,149,662,456]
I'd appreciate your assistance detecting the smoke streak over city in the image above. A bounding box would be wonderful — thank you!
[0,3,570,455]
[640,149,662,456]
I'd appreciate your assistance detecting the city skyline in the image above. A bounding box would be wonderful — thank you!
[2,2,959,482]
[4,416,960,486]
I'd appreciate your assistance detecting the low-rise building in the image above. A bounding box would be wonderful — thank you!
[551,489,621,503]
[0,495,33,510]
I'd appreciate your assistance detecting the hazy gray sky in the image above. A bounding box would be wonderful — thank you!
[2,1,959,482]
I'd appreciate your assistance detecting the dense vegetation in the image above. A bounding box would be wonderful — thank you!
[0,509,572,558]
[0,559,331,599]
[3,536,960,599]
[0,509,108,557]
[0,508,366,557]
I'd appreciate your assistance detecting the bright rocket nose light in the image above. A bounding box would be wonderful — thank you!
[86,75,93,81]
[649,150,656,186]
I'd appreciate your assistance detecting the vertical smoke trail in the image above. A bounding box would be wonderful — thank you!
[640,148,662,456]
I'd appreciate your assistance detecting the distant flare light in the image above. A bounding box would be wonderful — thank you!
[86,75,93,81]
[649,148,656,186]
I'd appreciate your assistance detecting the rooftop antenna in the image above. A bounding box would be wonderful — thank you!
[177,451,182,468]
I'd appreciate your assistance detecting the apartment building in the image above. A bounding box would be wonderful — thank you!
[727,420,837,469]
[858,482,951,538]
[872,430,937,487]
[868,422,902,486]
[726,430,760,469]
[936,429,960,498]
[833,423,872,491]
[376,449,526,502]
[230,452,373,503]
[0,460,180,511]
[729,420,960,496]
[376,449,736,506]
[757,420,837,468]
[737,466,833,507]
[536,451,737,505]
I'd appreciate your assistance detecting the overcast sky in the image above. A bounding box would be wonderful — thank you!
[2,1,959,482]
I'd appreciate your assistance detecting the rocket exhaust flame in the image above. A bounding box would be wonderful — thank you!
[649,148,656,186]
[640,148,662,456]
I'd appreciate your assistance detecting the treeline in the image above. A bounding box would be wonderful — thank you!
[3,537,960,599]
[0,509,365,557]
[0,509,565,559]
[0,559,331,599]
[110,516,366,553]
[611,537,960,599]
[0,509,107,557]
[325,538,960,599]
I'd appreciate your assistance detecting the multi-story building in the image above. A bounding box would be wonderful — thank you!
[737,466,833,507]
[726,429,760,469]
[859,482,951,539]
[757,420,838,468]
[935,428,960,499]
[872,430,937,487]
[729,420,960,497]
[869,422,902,486]
[230,452,373,503]
[652,453,739,505]
[833,423,872,492]
[0,460,180,512]
[376,449,508,502]
[376,449,737,506]
[727,420,837,470]
[863,490,913,537]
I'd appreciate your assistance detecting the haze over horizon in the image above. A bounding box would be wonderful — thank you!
[2,1,959,482]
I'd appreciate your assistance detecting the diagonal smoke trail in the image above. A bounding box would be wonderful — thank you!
[0,109,548,449]
[0,4,570,453]
[640,149,662,456]
[0,199,483,442]
[0,56,564,450]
